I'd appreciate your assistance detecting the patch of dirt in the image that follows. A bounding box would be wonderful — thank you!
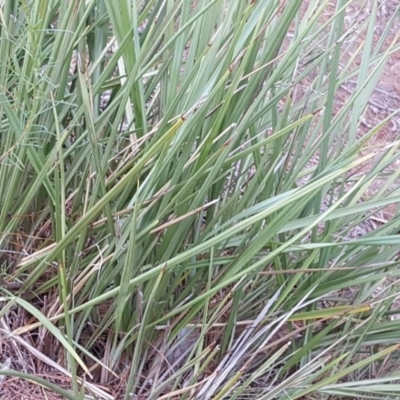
[291,1,400,231]
[305,1,400,146]
[332,0,400,225]
[295,1,400,141]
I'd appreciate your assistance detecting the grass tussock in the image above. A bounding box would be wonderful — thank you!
[0,0,400,399]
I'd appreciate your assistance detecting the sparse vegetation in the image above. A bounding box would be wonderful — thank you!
[0,0,400,399]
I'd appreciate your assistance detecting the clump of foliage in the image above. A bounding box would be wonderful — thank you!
[0,0,400,399]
